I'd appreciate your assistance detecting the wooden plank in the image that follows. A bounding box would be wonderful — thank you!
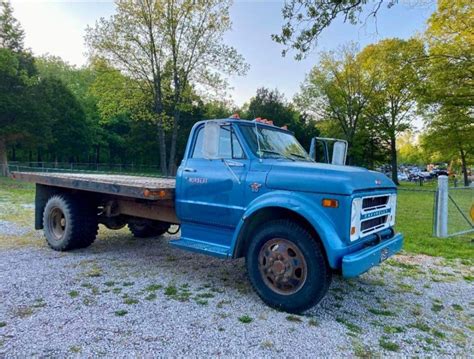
[12,172,176,200]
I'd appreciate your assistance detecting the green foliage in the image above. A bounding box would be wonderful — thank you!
[273,0,397,59]
[85,0,247,175]
[242,87,319,149]
[295,45,382,166]
[0,1,25,51]
[419,0,473,185]
[358,38,426,183]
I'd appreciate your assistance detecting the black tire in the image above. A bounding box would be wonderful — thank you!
[246,219,332,313]
[43,194,98,251]
[128,221,170,238]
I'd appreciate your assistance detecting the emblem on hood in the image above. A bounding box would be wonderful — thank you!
[250,182,262,192]
[375,179,382,185]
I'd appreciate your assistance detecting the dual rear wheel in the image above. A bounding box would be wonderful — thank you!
[42,195,169,250]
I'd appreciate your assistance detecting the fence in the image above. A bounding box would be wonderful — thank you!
[434,176,474,238]
[2,161,162,177]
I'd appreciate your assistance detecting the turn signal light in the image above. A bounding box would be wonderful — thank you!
[351,226,356,235]
[322,199,339,208]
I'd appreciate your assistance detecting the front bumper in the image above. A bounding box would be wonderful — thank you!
[341,233,403,278]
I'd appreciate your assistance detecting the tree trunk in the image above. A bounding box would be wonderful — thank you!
[37,148,42,163]
[459,146,469,187]
[95,144,100,164]
[390,135,399,185]
[157,119,167,176]
[168,110,180,176]
[0,138,10,177]
[11,145,16,161]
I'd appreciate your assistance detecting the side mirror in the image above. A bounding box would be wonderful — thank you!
[309,137,347,165]
[202,121,220,159]
[332,141,347,166]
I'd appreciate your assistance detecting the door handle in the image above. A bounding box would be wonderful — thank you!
[184,167,196,172]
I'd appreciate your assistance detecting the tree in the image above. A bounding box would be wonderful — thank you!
[420,0,473,185]
[36,56,104,163]
[36,77,91,162]
[242,87,319,150]
[423,0,473,108]
[160,0,248,174]
[423,106,473,185]
[272,0,397,59]
[0,3,42,176]
[0,1,25,51]
[295,45,376,164]
[359,38,425,184]
[86,0,247,175]
[398,131,427,166]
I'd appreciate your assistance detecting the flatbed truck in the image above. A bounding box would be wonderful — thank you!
[14,118,403,313]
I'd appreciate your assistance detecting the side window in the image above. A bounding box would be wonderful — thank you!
[191,125,245,159]
[231,131,245,159]
[221,126,245,159]
[191,127,205,158]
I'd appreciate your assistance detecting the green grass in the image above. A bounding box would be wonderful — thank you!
[238,315,253,324]
[114,309,128,317]
[286,315,303,323]
[396,183,473,261]
[379,337,400,352]
[69,290,80,298]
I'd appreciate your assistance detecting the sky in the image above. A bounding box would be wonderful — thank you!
[11,0,436,107]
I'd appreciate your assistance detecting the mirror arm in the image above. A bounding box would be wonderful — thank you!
[222,159,241,184]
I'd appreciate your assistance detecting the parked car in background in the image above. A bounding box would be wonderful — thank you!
[397,172,409,181]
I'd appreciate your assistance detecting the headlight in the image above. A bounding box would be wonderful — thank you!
[350,198,362,241]
[389,194,397,226]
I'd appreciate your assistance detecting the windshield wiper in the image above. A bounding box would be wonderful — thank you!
[260,150,295,161]
[289,152,312,161]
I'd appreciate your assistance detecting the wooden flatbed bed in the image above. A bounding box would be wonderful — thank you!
[12,172,176,200]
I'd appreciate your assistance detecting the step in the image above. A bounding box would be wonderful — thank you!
[169,238,230,258]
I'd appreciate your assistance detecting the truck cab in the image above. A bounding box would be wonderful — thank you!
[172,118,403,312]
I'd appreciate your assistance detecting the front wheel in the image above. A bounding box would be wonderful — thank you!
[246,219,331,313]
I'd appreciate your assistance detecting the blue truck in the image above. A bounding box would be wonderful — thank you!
[14,118,403,313]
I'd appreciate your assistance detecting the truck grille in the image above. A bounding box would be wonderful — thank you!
[358,194,393,237]
[362,195,389,210]
[361,215,388,233]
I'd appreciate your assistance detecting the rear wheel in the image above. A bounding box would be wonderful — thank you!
[128,220,170,238]
[246,219,331,313]
[43,195,98,251]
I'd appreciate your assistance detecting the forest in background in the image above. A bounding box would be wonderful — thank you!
[0,0,472,184]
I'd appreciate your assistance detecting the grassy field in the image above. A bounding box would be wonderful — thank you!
[397,182,473,262]
[0,176,472,262]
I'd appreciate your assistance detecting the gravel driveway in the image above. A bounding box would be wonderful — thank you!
[0,222,473,357]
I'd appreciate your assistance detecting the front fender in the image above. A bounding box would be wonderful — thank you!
[229,190,344,268]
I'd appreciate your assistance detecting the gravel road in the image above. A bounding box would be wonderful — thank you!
[0,222,473,357]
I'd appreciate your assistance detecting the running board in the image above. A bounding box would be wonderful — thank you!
[169,238,229,258]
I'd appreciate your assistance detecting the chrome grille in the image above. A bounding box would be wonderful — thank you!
[359,194,392,236]
[362,195,389,210]
[361,216,388,233]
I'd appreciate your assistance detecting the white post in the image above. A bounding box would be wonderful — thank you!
[436,175,448,238]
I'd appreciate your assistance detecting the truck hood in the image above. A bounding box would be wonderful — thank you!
[265,161,395,195]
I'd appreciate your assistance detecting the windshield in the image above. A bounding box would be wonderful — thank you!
[239,124,312,161]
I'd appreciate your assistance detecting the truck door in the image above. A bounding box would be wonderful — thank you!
[177,124,248,228]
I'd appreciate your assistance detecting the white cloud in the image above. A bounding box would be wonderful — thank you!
[11,1,113,66]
